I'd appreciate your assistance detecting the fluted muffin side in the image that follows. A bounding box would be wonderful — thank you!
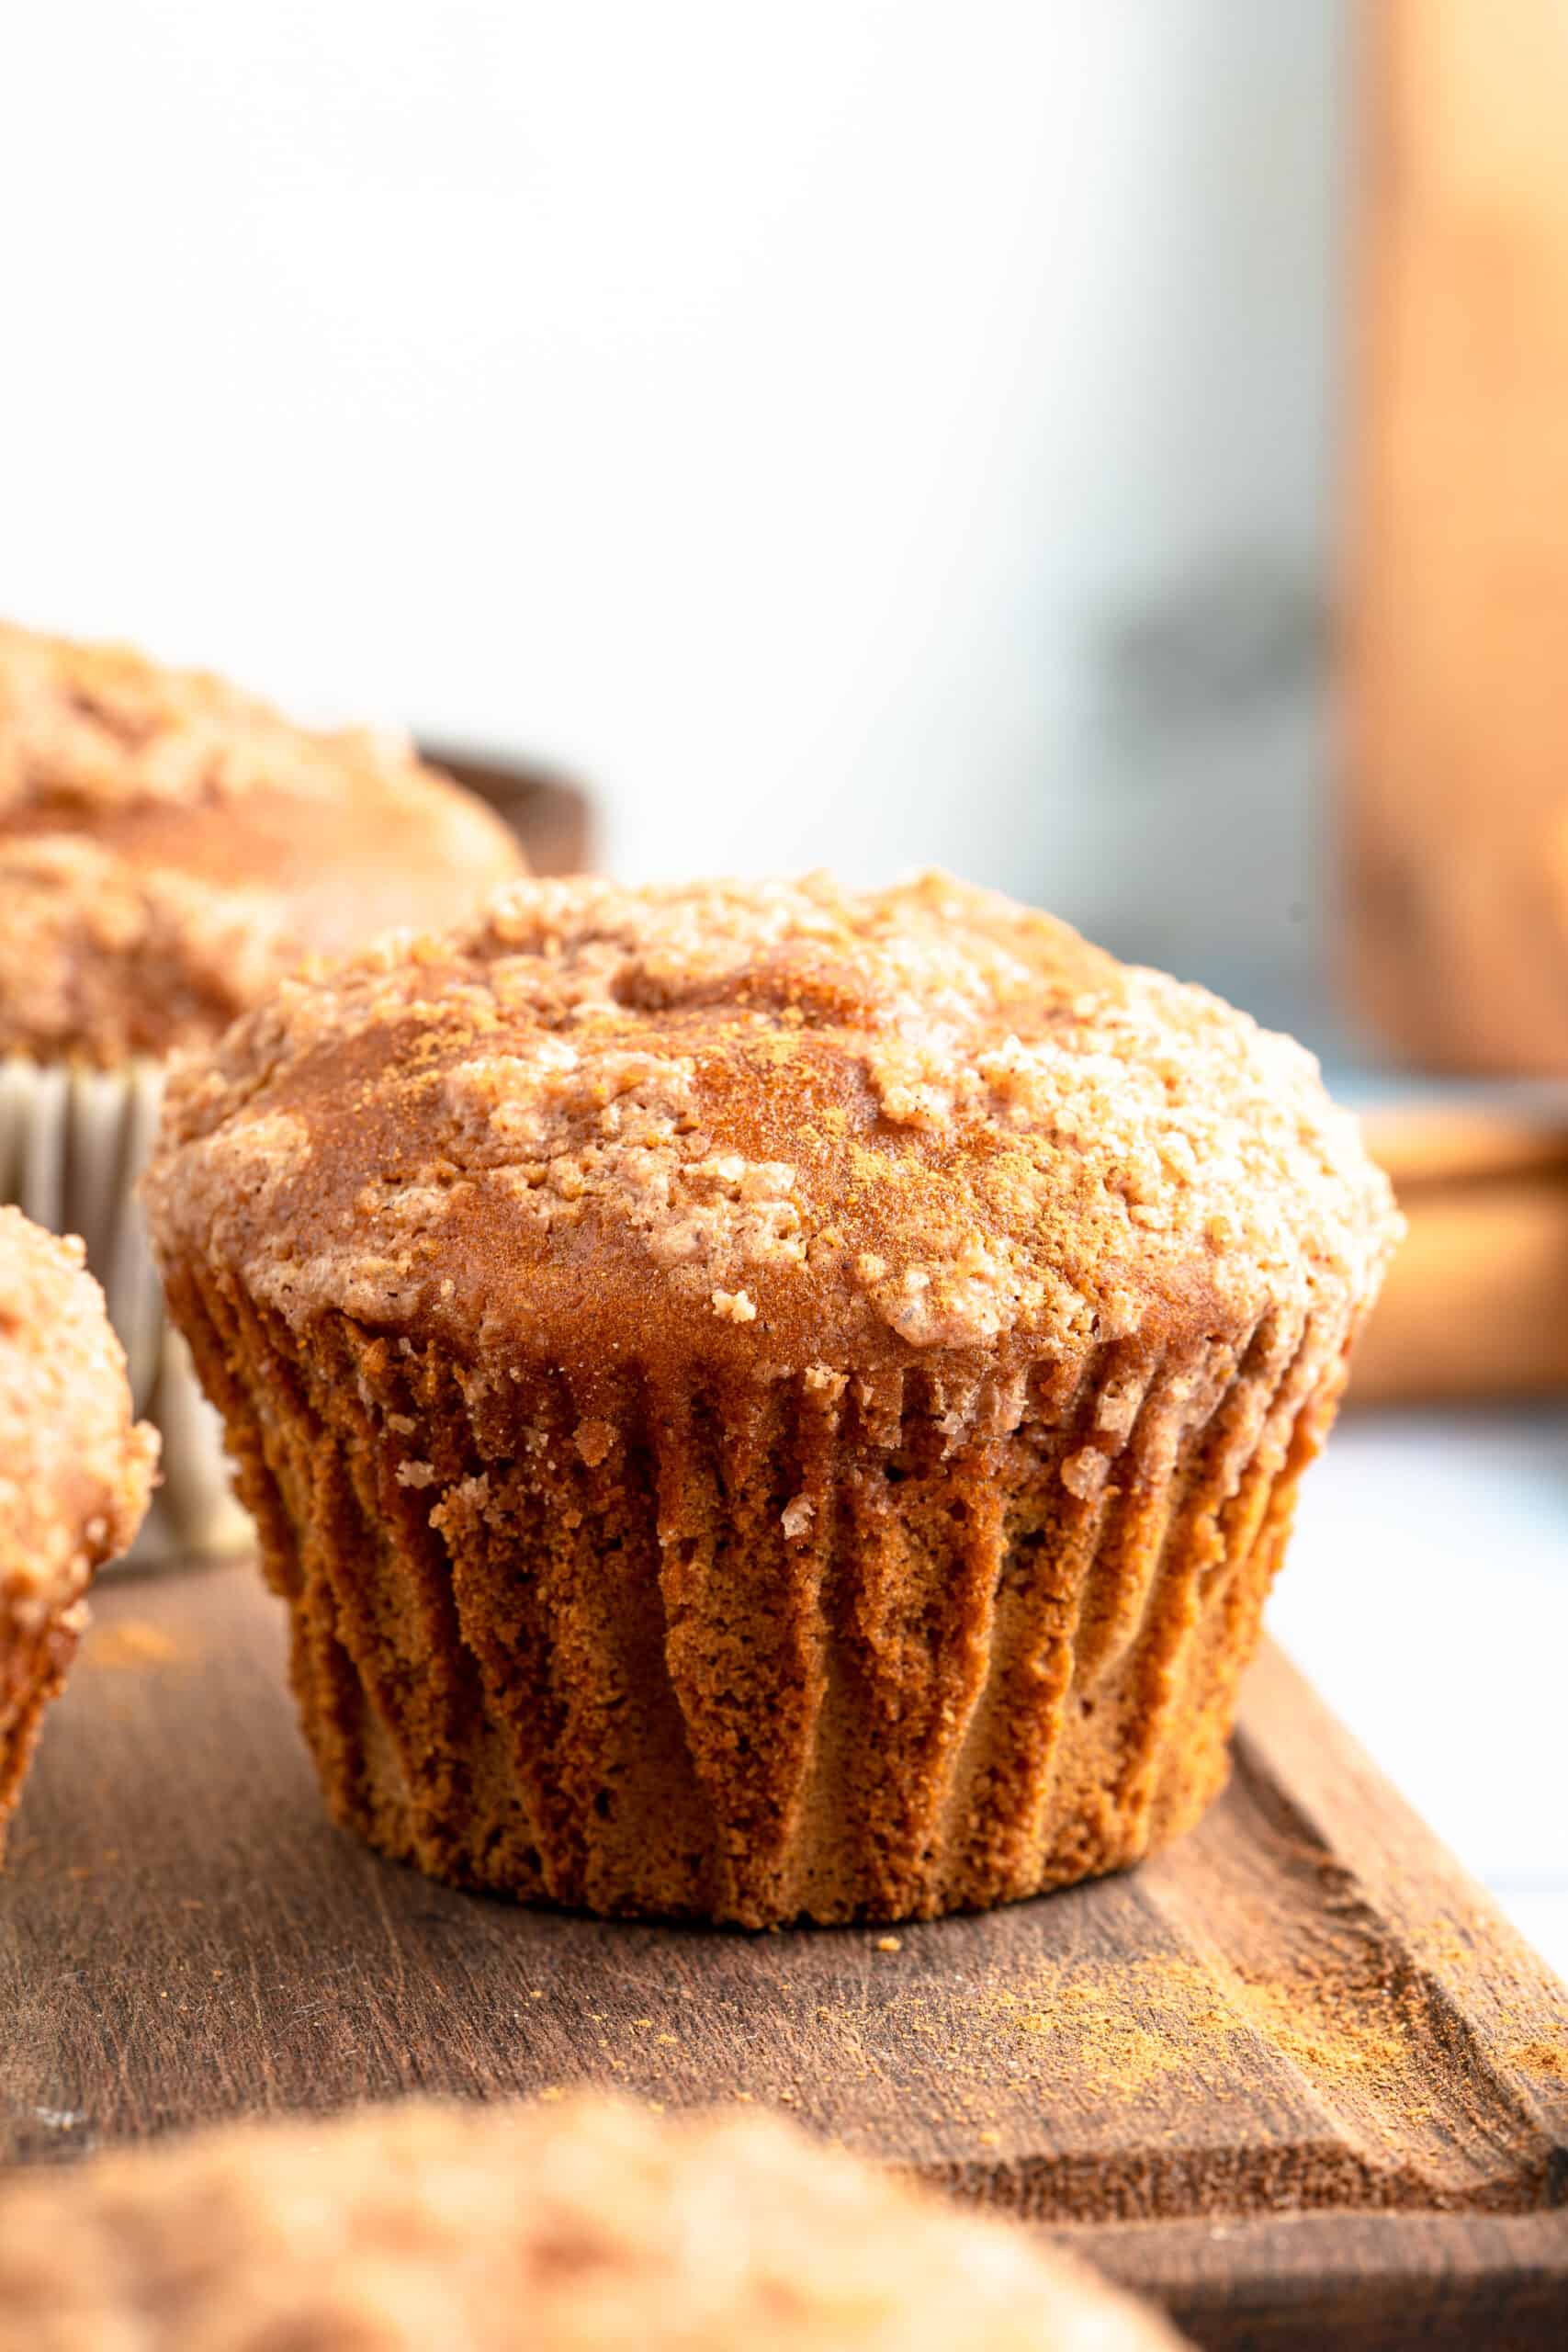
[166,1251,1355,1927]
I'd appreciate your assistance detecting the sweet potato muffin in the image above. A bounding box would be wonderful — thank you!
[0,1205,156,1847]
[143,873,1400,1925]
[0,619,526,1066]
[0,620,526,1559]
[0,2095,1186,2350]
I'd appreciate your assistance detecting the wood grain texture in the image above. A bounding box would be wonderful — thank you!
[1,1561,1564,2351]
[1349,1105,1568,1403]
[1346,0,1568,1074]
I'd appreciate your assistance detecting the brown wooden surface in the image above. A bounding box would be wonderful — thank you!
[1,1561,1564,2350]
[421,740,594,876]
[1350,1102,1568,1402]
[1347,0,1568,1075]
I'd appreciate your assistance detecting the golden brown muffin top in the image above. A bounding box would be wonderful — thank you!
[0,2096,1185,2352]
[144,873,1400,1382]
[0,621,526,1067]
[0,1206,156,1633]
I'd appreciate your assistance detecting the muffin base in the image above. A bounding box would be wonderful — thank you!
[168,1264,1349,1927]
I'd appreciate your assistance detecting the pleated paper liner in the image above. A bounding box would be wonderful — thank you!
[0,1057,249,1567]
[166,1252,1350,1926]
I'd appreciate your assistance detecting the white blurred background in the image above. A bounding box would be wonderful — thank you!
[0,0,1338,1028]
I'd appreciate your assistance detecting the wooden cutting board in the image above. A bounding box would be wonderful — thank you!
[1,1561,1564,2352]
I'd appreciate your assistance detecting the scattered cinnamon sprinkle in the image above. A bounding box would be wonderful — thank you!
[815,1937,1477,2123]
[145,872,1398,1369]
[83,1619,186,1671]
[1506,2039,1568,2084]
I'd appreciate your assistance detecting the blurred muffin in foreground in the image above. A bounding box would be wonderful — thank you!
[145,872,1399,1925]
[0,2094,1186,2350]
[0,621,525,1561]
[0,1204,155,1849]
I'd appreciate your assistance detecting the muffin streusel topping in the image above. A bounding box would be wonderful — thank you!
[0,2096,1182,2350]
[147,874,1398,1375]
[0,620,440,816]
[0,621,525,1065]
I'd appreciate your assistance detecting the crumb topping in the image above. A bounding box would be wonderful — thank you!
[0,621,525,1066]
[0,1205,156,1627]
[0,2095,1181,2349]
[145,873,1400,1374]
[0,619,465,819]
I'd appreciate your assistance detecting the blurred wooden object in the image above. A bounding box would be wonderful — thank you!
[1348,0,1568,1072]
[1351,1102,1568,1400]
[420,741,594,876]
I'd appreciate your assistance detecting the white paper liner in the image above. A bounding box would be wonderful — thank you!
[0,1056,249,1567]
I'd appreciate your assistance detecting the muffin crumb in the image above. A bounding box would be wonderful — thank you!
[711,1288,758,1324]
[781,1493,815,1539]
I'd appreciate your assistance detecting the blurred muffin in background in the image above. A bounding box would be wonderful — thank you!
[0,2093,1188,2350]
[0,621,526,1563]
[0,1204,155,1849]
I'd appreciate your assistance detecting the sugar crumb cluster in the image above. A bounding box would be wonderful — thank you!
[148,871,1401,1364]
